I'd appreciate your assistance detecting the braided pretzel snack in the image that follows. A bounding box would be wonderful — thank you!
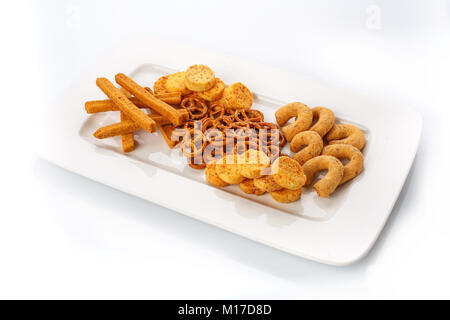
[275,102,313,141]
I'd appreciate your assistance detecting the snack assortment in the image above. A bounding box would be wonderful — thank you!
[84,64,366,204]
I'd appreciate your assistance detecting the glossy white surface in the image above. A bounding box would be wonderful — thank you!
[37,37,421,266]
[1,0,449,298]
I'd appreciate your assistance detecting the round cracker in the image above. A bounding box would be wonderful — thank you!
[238,179,266,196]
[222,82,253,110]
[197,78,225,101]
[272,156,307,190]
[205,162,229,187]
[166,72,192,95]
[270,188,303,203]
[153,75,169,95]
[239,149,270,179]
[253,175,283,192]
[185,65,216,92]
[215,154,245,184]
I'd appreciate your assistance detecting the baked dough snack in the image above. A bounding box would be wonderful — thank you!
[205,162,229,187]
[239,149,270,179]
[153,75,170,95]
[215,154,245,184]
[275,102,313,141]
[85,97,147,113]
[96,77,157,133]
[253,174,283,193]
[93,115,171,139]
[87,64,367,205]
[166,72,192,95]
[322,144,364,185]
[302,155,344,198]
[117,87,136,153]
[185,65,216,92]
[222,82,253,110]
[290,131,323,165]
[309,107,335,137]
[158,124,180,149]
[120,112,135,152]
[272,156,307,190]
[84,92,181,113]
[115,73,189,127]
[325,124,366,150]
[270,188,303,203]
[197,78,225,102]
[239,179,266,196]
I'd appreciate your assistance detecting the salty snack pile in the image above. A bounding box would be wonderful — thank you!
[84,64,366,204]
[273,102,366,198]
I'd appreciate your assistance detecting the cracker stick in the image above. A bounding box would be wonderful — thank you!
[85,92,181,114]
[119,87,133,98]
[119,87,136,151]
[115,73,188,127]
[96,77,156,133]
[155,92,181,105]
[158,124,180,149]
[85,98,147,113]
[93,114,171,139]
[120,112,135,152]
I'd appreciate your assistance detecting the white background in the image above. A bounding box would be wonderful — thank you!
[1,0,450,299]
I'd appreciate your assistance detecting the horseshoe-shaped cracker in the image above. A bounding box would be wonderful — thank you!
[275,102,313,141]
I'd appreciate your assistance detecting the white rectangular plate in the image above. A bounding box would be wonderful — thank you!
[37,34,422,266]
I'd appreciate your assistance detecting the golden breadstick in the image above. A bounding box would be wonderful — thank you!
[96,77,156,133]
[94,120,140,139]
[158,124,180,149]
[85,98,146,113]
[115,73,188,126]
[93,114,171,139]
[85,92,181,114]
[118,87,136,152]
[144,87,154,94]
[120,112,135,152]
[119,87,133,98]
